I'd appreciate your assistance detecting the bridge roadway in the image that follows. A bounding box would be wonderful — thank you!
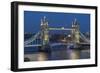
[24,42,90,48]
[24,43,66,47]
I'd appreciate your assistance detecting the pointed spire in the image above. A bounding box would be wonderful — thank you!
[74,18,77,25]
[41,19,43,25]
[72,21,75,27]
[43,16,46,22]
[44,16,46,19]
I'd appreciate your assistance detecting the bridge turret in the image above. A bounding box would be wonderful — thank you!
[40,16,50,51]
[71,18,80,44]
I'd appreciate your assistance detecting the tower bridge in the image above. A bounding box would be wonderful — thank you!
[24,16,90,51]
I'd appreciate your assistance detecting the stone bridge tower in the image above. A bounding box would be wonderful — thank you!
[71,19,80,44]
[40,16,49,50]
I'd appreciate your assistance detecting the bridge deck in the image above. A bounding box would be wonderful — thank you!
[24,43,90,47]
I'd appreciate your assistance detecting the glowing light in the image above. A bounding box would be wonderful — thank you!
[61,27,64,29]
[68,34,71,37]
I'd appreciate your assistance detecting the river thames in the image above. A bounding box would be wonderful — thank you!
[24,45,90,62]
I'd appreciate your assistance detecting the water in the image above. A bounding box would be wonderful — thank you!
[24,46,90,62]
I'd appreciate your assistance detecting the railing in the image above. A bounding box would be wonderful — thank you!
[79,31,90,43]
[24,31,41,45]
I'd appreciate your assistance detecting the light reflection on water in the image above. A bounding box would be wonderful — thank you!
[24,48,90,62]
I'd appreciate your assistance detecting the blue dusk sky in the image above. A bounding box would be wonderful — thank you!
[24,11,90,34]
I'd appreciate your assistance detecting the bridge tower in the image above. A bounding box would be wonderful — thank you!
[40,16,50,50]
[71,19,80,44]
